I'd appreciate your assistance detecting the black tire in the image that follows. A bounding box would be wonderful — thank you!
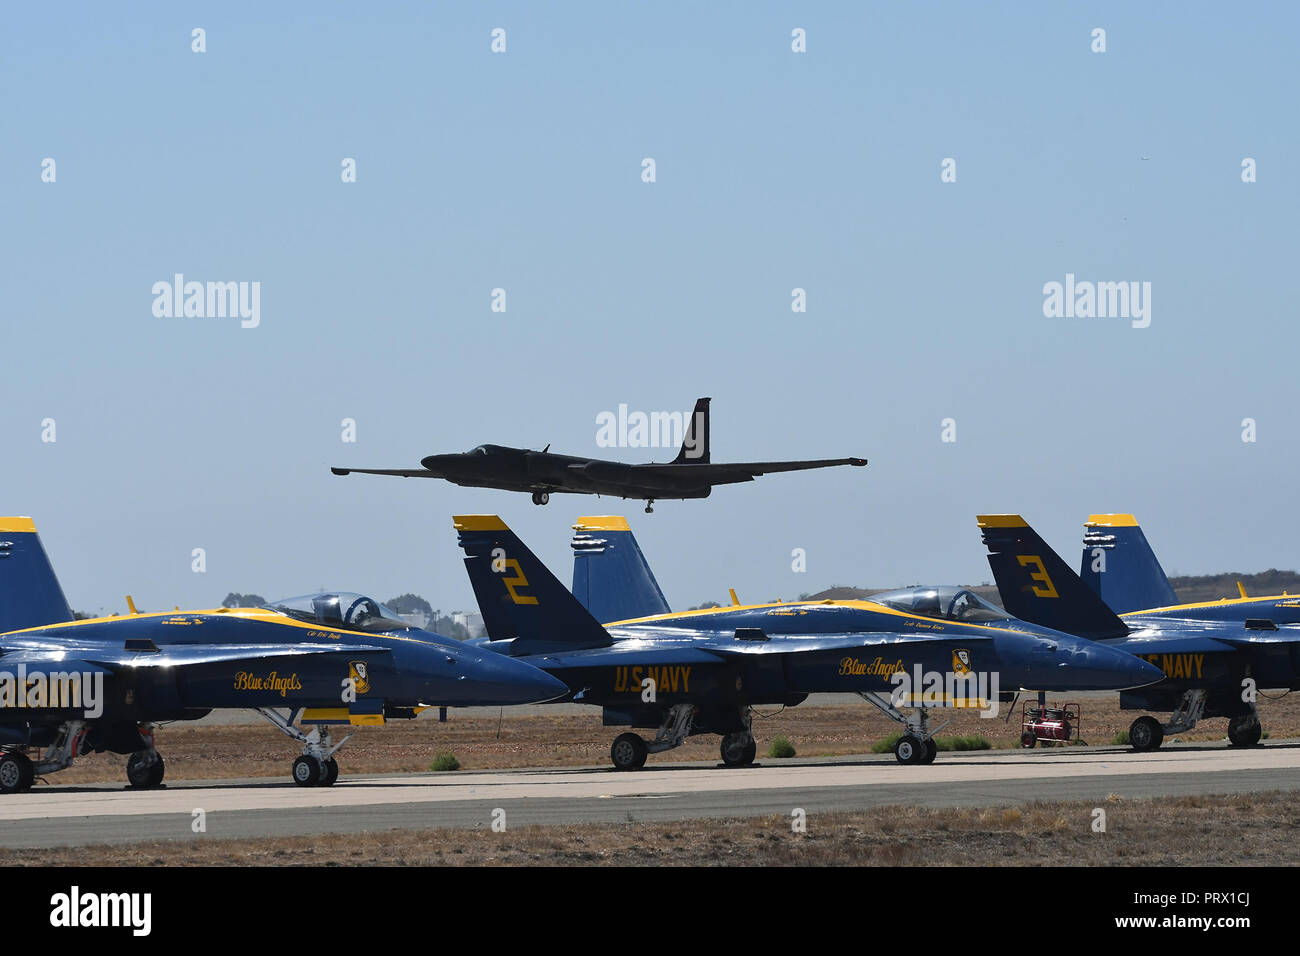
[0,753,29,794]
[126,751,164,788]
[720,733,755,766]
[1129,716,1164,752]
[320,759,339,786]
[894,734,925,765]
[16,753,34,790]
[1227,715,1262,747]
[1020,731,1037,749]
[532,492,550,506]
[610,733,647,771]
[292,755,322,786]
[921,738,938,764]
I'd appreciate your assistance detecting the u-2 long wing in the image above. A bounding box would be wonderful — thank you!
[632,457,867,485]
[330,467,432,478]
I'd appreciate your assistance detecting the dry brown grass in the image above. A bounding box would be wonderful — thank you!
[8,791,1299,866]
[48,693,1300,784]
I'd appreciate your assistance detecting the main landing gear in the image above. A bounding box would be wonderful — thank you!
[0,720,166,793]
[1227,710,1262,747]
[644,499,655,514]
[0,751,35,794]
[125,724,165,787]
[1128,689,1207,752]
[719,731,757,767]
[611,703,701,770]
[1126,691,1264,751]
[531,491,550,505]
[857,692,941,765]
[257,708,350,786]
[608,704,759,770]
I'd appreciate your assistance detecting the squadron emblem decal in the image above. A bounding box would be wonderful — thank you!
[348,661,371,695]
[952,648,972,675]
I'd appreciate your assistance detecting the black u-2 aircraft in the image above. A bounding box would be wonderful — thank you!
[453,514,1162,769]
[977,513,1300,751]
[332,397,866,512]
[0,517,566,793]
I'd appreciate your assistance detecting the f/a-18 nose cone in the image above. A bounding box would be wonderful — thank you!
[1052,638,1165,691]
[460,651,569,705]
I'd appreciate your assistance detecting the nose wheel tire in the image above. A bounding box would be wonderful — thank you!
[920,738,938,764]
[720,733,756,766]
[292,755,322,786]
[611,733,648,771]
[126,751,165,788]
[320,758,339,785]
[1128,716,1164,752]
[1227,715,1262,747]
[531,491,550,505]
[0,753,34,794]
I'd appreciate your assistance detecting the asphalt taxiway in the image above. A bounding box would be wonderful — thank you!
[3,741,1299,849]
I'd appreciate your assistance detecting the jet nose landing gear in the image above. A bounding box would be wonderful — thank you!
[531,491,550,505]
[258,708,350,787]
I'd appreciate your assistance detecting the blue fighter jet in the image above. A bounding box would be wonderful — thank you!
[453,514,1163,768]
[0,517,567,793]
[978,513,1300,751]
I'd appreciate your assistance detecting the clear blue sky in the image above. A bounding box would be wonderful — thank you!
[3,2,1297,616]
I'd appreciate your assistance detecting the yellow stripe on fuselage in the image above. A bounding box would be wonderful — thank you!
[1,606,447,648]
[606,599,1035,638]
[1120,594,1298,616]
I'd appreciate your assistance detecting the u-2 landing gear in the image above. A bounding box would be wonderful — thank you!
[857,692,942,765]
[531,491,550,505]
[257,708,351,786]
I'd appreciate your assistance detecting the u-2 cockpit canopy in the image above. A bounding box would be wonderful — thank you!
[869,586,1010,624]
[264,593,411,633]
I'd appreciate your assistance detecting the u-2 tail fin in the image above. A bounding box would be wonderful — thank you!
[977,514,1129,640]
[571,516,670,623]
[454,515,613,652]
[0,517,74,634]
[1080,514,1178,613]
[671,397,710,464]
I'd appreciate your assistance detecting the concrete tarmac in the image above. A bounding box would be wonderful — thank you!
[2,740,1298,849]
